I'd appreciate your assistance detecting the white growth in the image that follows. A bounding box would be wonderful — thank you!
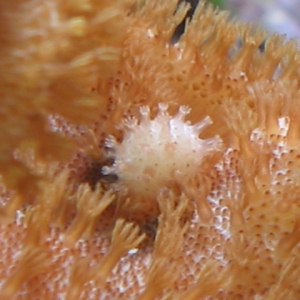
[103,103,222,200]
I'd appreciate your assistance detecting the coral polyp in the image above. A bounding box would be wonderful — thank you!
[5,0,300,298]
[103,103,222,215]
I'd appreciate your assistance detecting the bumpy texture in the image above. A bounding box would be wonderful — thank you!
[0,0,128,195]
[104,103,221,216]
[2,0,300,299]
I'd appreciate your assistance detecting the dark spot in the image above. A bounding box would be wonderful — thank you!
[83,158,118,189]
[140,218,158,239]
[171,0,198,43]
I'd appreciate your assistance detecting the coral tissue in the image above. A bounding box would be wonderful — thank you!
[103,103,221,217]
[1,0,300,299]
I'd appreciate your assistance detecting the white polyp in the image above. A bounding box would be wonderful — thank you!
[122,117,138,130]
[181,105,191,115]
[105,135,117,148]
[104,105,222,201]
[202,136,222,152]
[158,103,169,115]
[140,106,150,120]
[193,116,213,133]
[175,105,191,122]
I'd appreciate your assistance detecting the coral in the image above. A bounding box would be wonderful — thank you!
[1,0,300,299]
[0,0,130,195]
[103,103,221,217]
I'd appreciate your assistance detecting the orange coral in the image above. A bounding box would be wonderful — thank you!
[1,0,300,299]
[0,0,129,195]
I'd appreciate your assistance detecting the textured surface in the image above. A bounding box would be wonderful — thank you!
[2,0,300,299]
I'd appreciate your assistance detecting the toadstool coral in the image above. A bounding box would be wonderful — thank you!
[2,0,300,299]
